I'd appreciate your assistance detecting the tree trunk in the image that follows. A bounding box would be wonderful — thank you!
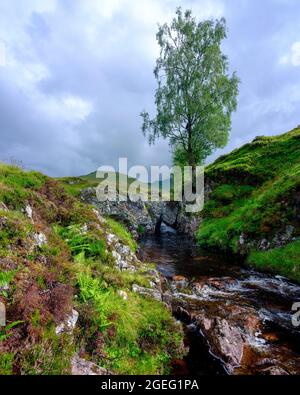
[186,121,196,194]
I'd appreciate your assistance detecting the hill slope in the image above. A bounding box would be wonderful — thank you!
[197,126,300,282]
[58,171,170,200]
[0,163,184,375]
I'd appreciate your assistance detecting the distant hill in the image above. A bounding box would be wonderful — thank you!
[59,170,171,199]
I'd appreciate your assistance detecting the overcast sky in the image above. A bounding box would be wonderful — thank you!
[0,0,299,177]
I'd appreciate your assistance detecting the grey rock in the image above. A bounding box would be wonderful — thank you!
[24,204,33,220]
[132,284,161,301]
[118,290,128,300]
[33,232,47,248]
[71,355,111,375]
[56,309,79,335]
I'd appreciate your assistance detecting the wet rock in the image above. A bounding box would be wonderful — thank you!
[174,306,191,324]
[71,355,111,375]
[261,366,289,375]
[196,315,245,373]
[261,332,280,343]
[202,317,212,331]
[162,272,300,375]
[172,275,188,290]
[215,319,245,367]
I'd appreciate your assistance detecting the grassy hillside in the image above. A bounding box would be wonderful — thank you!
[197,126,300,282]
[59,171,171,200]
[0,163,183,375]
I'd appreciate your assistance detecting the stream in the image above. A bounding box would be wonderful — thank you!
[139,232,300,375]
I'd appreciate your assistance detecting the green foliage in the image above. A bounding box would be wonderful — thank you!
[0,321,24,342]
[141,7,239,167]
[248,240,300,283]
[0,270,15,287]
[56,224,107,260]
[197,127,300,280]
[0,352,15,375]
[0,162,184,375]
[0,270,15,296]
[0,210,33,256]
[137,224,145,235]
[75,256,184,375]
[206,128,300,183]
[0,163,46,209]
[20,327,74,375]
[57,176,99,197]
[105,217,138,252]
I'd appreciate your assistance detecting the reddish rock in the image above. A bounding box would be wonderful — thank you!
[173,275,186,282]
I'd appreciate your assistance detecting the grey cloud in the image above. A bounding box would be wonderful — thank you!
[0,0,299,177]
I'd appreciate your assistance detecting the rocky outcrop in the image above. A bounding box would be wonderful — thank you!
[238,225,298,254]
[80,187,201,237]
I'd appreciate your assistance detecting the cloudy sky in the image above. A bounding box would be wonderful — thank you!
[0,0,299,177]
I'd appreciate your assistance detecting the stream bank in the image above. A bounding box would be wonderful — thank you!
[139,233,300,375]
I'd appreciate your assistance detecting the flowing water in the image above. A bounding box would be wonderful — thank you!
[139,233,300,375]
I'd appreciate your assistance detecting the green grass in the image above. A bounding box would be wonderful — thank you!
[0,270,15,287]
[55,224,107,260]
[247,239,300,282]
[0,163,46,209]
[58,172,148,198]
[0,210,34,257]
[19,327,74,375]
[74,254,183,374]
[105,216,138,252]
[197,127,300,281]
[0,162,184,375]
[0,352,15,375]
[56,176,99,197]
